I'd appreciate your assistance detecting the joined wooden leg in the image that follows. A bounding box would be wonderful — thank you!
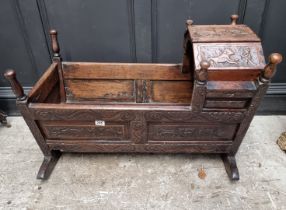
[37,151,61,180]
[0,110,10,127]
[221,154,239,181]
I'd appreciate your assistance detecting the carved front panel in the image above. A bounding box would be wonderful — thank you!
[148,124,237,141]
[204,99,248,109]
[40,122,129,140]
[193,43,265,69]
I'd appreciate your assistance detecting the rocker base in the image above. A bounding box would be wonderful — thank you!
[0,110,10,127]
[221,154,240,181]
[37,151,61,180]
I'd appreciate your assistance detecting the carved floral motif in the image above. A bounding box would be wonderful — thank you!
[202,112,245,123]
[33,109,136,121]
[46,126,125,139]
[131,121,147,143]
[145,110,245,123]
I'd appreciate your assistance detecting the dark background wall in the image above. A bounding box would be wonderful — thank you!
[1,0,285,115]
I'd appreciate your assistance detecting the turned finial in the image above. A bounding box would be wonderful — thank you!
[196,60,210,84]
[260,53,283,82]
[230,14,239,25]
[4,69,26,100]
[49,29,60,58]
[186,19,193,27]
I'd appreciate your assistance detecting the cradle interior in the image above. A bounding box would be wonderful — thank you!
[61,62,194,104]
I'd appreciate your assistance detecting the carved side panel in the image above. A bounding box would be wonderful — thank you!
[193,43,265,69]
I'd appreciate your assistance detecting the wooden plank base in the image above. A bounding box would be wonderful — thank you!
[36,151,240,181]
[37,150,61,180]
[221,154,239,181]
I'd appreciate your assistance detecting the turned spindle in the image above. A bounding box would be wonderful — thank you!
[49,29,60,58]
[260,53,283,82]
[230,14,239,25]
[4,69,26,100]
[196,60,210,84]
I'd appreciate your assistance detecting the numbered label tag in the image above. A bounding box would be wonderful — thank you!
[95,120,105,126]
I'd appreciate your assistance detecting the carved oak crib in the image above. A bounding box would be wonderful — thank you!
[4,15,282,180]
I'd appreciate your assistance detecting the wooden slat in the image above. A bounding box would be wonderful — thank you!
[207,81,256,90]
[204,100,247,109]
[193,43,265,71]
[29,103,191,112]
[206,81,256,99]
[151,81,192,103]
[208,70,261,81]
[47,142,232,153]
[65,79,135,102]
[28,63,58,102]
[62,62,192,80]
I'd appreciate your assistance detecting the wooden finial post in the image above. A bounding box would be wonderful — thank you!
[260,53,283,83]
[186,19,193,27]
[49,29,60,59]
[196,61,210,84]
[230,14,239,25]
[4,69,26,100]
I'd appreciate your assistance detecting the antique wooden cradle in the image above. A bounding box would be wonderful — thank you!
[4,15,282,180]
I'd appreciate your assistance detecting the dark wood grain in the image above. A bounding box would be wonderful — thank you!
[63,62,191,80]
[28,63,58,102]
[4,17,282,181]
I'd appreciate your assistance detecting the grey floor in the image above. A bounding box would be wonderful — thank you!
[1,116,286,210]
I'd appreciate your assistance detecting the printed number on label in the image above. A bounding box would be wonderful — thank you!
[95,120,105,126]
